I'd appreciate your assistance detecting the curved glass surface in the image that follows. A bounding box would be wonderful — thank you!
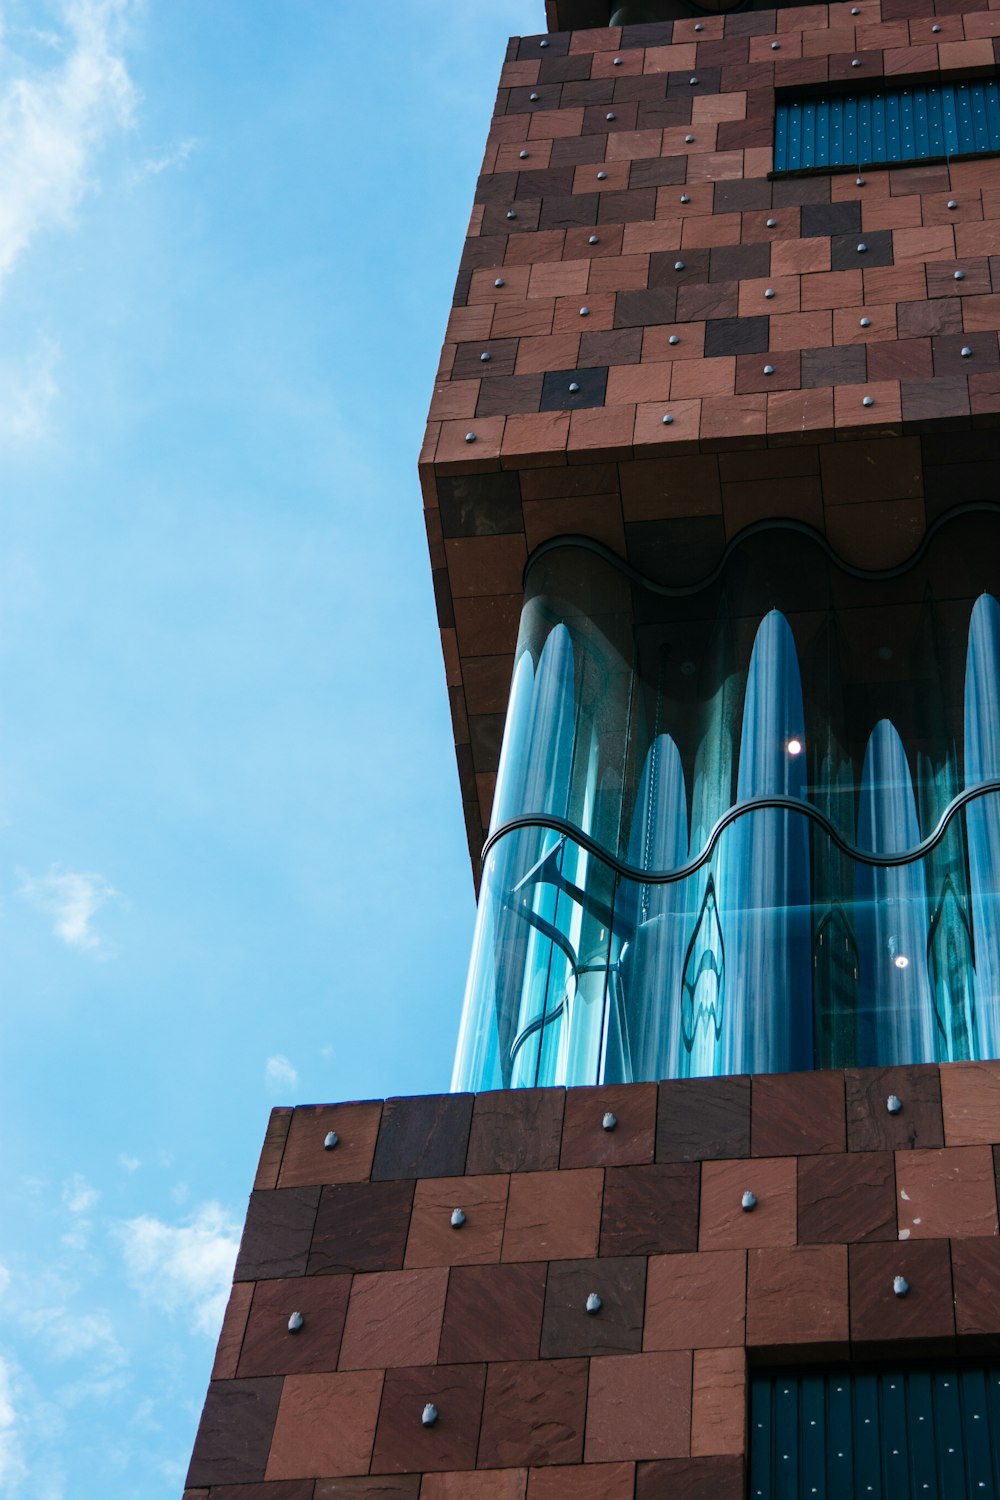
[453,511,1000,1091]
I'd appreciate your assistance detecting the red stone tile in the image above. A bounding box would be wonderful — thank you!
[446,535,527,598]
[501,412,571,468]
[849,1240,955,1347]
[585,1351,693,1462]
[278,1103,383,1188]
[266,1371,383,1480]
[314,1481,418,1499]
[338,1268,448,1370]
[699,1157,797,1250]
[952,1239,1000,1337]
[213,1283,254,1380]
[479,1359,589,1469]
[371,1363,486,1475]
[798,1152,896,1243]
[752,1069,846,1155]
[526,1463,634,1500]
[439,1263,547,1364]
[766,386,834,438]
[635,1457,744,1500]
[561,1083,656,1168]
[503,1169,604,1261]
[255,1108,293,1190]
[235,1188,320,1282]
[238,1275,351,1377]
[746,1244,849,1350]
[423,1473,526,1500]
[308,1180,414,1276]
[437,418,505,469]
[941,1061,1000,1145]
[567,404,635,459]
[405,1175,509,1268]
[634,399,703,452]
[690,1348,745,1456]
[895,1146,999,1240]
[644,1249,746,1350]
[605,363,673,406]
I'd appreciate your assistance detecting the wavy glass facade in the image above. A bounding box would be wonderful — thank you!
[454,510,1000,1092]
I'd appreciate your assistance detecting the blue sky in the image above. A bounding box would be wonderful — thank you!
[0,1,539,1493]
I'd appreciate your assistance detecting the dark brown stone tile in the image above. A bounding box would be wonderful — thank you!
[849,1239,955,1346]
[372,1094,473,1181]
[479,1359,588,1469]
[436,471,522,538]
[710,243,770,283]
[867,338,934,382]
[953,1239,1000,1338]
[676,282,739,323]
[630,156,687,189]
[453,341,520,382]
[600,1164,700,1255]
[209,1482,316,1500]
[657,1076,750,1162]
[314,1480,419,1499]
[801,344,867,387]
[307,1180,414,1276]
[187,1378,283,1487]
[846,1064,943,1151]
[649,250,711,289]
[540,367,608,413]
[538,193,599,231]
[466,1089,564,1175]
[371,1363,486,1474]
[897,298,963,338]
[213,1284,254,1380]
[831,229,893,271]
[614,289,679,328]
[234,1189,321,1282]
[704,316,768,359]
[599,188,658,225]
[580,327,643,366]
[278,1102,383,1189]
[798,1152,896,1244]
[237,1276,351,1377]
[561,1083,656,1169]
[636,1457,744,1500]
[541,1257,646,1357]
[752,1070,845,1156]
[439,1262,547,1363]
[933,331,1000,377]
[254,1109,293,1190]
[901,375,970,421]
[800,200,861,238]
[477,375,545,418]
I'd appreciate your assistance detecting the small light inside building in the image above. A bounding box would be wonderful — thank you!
[786,738,803,756]
[894,954,909,970]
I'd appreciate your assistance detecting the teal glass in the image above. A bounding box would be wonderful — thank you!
[452,510,1000,1091]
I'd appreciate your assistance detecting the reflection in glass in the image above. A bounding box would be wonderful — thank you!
[452,518,1000,1091]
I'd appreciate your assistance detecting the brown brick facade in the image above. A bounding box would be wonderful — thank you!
[185,1062,1000,1497]
[420,2,1000,878]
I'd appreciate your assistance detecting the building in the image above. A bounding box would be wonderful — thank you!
[186,0,1000,1495]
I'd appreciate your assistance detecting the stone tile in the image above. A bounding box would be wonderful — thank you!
[308,1181,414,1276]
[798,1152,896,1243]
[526,1462,634,1499]
[703,316,768,358]
[210,1483,316,1500]
[699,1157,797,1250]
[644,1249,746,1350]
[849,1240,954,1346]
[895,1146,999,1240]
[560,1083,657,1168]
[831,228,893,270]
[405,1175,509,1268]
[265,1374,383,1476]
[846,1064,943,1151]
[600,1164,700,1255]
[502,1170,603,1261]
[541,1256,646,1357]
[371,1094,473,1181]
[657,1077,750,1162]
[255,1108,293,1190]
[437,472,522,539]
[800,200,862,238]
[952,1239,1000,1337]
[751,1069,845,1155]
[439,1263,547,1364]
[635,1457,744,1500]
[339,1268,449,1370]
[539,367,608,413]
[746,1244,849,1349]
[690,1348,745,1456]
[422,1471,527,1500]
[278,1102,383,1189]
[585,1351,692,1462]
[315,1481,419,1499]
[235,1189,321,1282]
[187,1379,284,1487]
[478,1359,589,1469]
[371,1363,486,1475]
[940,1061,1000,1145]
[213,1283,254,1379]
[237,1276,351,1377]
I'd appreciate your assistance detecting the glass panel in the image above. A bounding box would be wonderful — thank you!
[452,511,1000,1090]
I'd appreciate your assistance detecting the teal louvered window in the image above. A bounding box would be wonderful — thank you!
[775,80,1000,173]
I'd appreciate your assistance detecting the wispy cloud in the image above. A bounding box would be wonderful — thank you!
[19,867,117,953]
[126,135,200,188]
[115,1203,240,1336]
[264,1053,298,1092]
[0,1356,28,1492]
[0,0,137,289]
[0,336,59,442]
[61,1174,98,1215]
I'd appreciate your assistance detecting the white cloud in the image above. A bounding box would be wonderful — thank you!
[126,134,200,187]
[0,1265,10,1298]
[264,1053,298,1092]
[0,336,59,442]
[0,0,137,289]
[0,1356,28,1492]
[61,1174,98,1215]
[117,1154,139,1174]
[19,867,117,953]
[115,1202,240,1337]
